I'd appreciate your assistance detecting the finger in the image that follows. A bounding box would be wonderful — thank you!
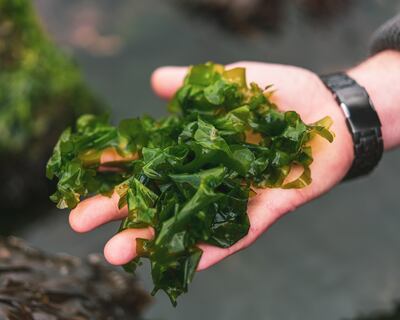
[100,148,127,163]
[151,66,188,100]
[100,148,139,164]
[69,192,127,233]
[98,148,139,172]
[104,227,154,265]
[150,62,269,101]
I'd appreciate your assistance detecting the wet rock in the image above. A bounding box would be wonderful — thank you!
[0,237,151,320]
[0,0,105,235]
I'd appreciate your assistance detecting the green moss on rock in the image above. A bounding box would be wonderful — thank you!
[0,0,105,230]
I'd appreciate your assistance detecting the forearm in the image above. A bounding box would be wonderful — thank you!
[347,50,400,151]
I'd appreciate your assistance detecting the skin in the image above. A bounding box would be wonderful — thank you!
[69,50,400,271]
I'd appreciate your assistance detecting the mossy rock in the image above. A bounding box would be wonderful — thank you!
[0,0,105,232]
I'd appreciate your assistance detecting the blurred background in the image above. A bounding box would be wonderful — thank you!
[1,0,400,319]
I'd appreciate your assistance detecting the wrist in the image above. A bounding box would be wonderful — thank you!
[347,50,400,151]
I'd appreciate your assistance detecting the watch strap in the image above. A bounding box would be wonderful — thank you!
[320,72,383,180]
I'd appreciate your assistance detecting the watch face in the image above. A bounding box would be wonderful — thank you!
[336,86,381,132]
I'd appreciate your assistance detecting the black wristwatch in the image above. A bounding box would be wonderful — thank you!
[320,72,384,180]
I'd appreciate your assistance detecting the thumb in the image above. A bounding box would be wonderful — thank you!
[151,66,188,100]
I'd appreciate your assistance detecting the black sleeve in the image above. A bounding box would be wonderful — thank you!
[370,14,400,54]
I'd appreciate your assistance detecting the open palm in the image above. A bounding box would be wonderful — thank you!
[69,61,354,271]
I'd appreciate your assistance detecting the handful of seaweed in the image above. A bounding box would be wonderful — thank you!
[47,63,334,305]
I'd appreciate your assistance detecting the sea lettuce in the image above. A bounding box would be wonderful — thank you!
[47,62,334,305]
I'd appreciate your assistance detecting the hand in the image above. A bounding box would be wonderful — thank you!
[69,61,356,271]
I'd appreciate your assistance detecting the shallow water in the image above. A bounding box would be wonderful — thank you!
[21,1,400,319]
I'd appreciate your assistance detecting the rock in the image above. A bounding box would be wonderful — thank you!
[0,0,105,234]
[0,237,151,320]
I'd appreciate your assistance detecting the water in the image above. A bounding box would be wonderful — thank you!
[20,1,400,319]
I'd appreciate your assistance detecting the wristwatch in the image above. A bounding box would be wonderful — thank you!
[320,72,384,180]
